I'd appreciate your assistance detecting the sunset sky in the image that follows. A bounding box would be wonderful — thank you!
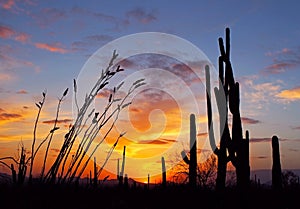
[1,0,300,182]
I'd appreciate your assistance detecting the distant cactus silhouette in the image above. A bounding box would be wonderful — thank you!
[147,173,150,190]
[93,157,97,187]
[124,174,129,189]
[161,156,167,187]
[181,114,197,188]
[117,158,120,180]
[119,146,126,186]
[272,135,282,190]
[205,28,250,191]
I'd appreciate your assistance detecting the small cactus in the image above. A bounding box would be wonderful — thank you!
[93,157,97,187]
[181,114,197,188]
[124,174,129,189]
[272,135,282,190]
[119,146,126,186]
[161,156,167,187]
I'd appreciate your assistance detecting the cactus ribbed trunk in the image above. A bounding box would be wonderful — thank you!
[272,135,282,190]
[189,114,197,188]
[161,156,167,187]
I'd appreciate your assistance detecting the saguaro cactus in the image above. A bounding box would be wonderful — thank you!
[205,28,250,191]
[161,156,167,187]
[272,135,282,190]
[181,114,197,187]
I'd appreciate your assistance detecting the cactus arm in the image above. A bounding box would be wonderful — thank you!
[225,27,230,62]
[181,150,190,164]
[205,65,219,155]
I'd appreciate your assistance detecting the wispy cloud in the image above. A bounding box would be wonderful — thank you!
[0,112,22,120]
[72,34,113,51]
[71,6,156,30]
[197,132,208,137]
[0,73,13,81]
[126,8,157,24]
[43,118,73,124]
[262,47,300,75]
[0,45,41,73]
[16,89,28,94]
[241,77,283,110]
[289,148,298,152]
[255,156,268,159]
[0,45,40,73]
[137,138,176,145]
[96,88,113,98]
[34,42,68,53]
[241,117,261,125]
[291,126,300,130]
[1,0,15,10]
[0,25,14,38]
[249,137,271,143]
[262,63,296,75]
[250,137,288,143]
[0,25,30,43]
[276,86,300,101]
[34,7,67,27]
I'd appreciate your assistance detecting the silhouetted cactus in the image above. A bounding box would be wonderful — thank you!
[147,173,150,190]
[181,114,197,188]
[124,174,129,189]
[205,65,228,191]
[161,156,167,187]
[119,146,126,186]
[272,135,282,190]
[117,158,120,180]
[205,28,250,191]
[93,157,97,187]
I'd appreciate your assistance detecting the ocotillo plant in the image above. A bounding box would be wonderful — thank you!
[205,28,250,191]
[161,156,167,187]
[181,114,197,187]
[272,135,282,190]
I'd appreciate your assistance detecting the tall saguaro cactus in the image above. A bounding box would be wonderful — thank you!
[205,28,250,191]
[161,156,167,187]
[272,135,282,190]
[181,114,197,187]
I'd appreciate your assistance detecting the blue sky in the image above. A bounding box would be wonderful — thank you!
[1,0,300,177]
